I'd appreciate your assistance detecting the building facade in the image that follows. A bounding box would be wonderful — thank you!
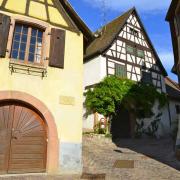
[166,0,180,82]
[166,0,180,157]
[0,0,92,175]
[83,8,174,138]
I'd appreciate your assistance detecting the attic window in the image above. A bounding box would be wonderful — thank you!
[137,49,145,58]
[130,28,139,37]
[126,45,135,55]
[11,24,44,65]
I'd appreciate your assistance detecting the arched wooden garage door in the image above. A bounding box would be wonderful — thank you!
[0,102,47,174]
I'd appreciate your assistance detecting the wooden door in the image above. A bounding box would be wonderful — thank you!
[0,103,47,174]
[111,106,131,139]
[0,105,14,174]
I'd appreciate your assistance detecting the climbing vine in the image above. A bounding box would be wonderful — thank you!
[85,76,167,134]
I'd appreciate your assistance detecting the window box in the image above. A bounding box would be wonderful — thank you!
[9,59,47,77]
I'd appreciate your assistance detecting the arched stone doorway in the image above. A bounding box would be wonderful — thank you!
[0,91,58,174]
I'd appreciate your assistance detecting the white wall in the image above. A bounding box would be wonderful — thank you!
[83,55,107,88]
[169,99,180,125]
[83,55,107,130]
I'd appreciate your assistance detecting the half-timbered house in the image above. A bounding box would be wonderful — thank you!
[0,0,92,175]
[83,8,173,138]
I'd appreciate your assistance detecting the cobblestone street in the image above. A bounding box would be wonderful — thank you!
[0,135,180,180]
[83,135,180,180]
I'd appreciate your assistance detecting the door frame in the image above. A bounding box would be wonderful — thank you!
[0,91,59,173]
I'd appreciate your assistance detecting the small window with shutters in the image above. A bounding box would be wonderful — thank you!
[49,28,65,69]
[10,23,44,65]
[0,13,11,57]
[115,64,126,78]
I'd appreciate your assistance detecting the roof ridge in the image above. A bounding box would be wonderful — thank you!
[94,7,135,34]
[166,77,180,89]
[166,77,180,90]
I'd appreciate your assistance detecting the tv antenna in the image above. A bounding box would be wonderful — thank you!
[100,0,107,28]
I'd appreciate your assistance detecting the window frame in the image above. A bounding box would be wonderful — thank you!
[137,49,145,58]
[126,44,145,59]
[129,27,139,37]
[115,63,127,78]
[6,17,50,67]
[10,23,45,66]
[141,71,152,84]
[126,45,135,55]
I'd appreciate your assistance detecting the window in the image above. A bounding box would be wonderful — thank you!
[11,24,44,64]
[141,71,152,84]
[137,49,145,58]
[130,28,139,37]
[126,45,135,54]
[115,64,126,78]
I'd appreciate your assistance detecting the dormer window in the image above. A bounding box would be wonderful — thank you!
[11,24,44,65]
[130,28,139,37]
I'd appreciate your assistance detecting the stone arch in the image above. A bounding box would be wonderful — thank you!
[0,90,59,173]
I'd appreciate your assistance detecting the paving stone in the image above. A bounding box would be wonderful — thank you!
[1,135,180,179]
[83,135,180,179]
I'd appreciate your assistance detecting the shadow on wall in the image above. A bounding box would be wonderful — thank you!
[110,63,168,139]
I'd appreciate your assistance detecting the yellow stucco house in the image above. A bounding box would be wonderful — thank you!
[0,0,92,175]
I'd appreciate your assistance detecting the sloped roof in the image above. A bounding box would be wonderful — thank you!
[85,8,134,59]
[84,7,167,76]
[166,0,179,75]
[166,0,179,20]
[0,0,93,41]
[59,0,93,41]
[165,77,180,100]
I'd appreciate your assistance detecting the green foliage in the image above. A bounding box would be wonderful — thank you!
[85,76,135,117]
[105,133,112,138]
[85,76,167,120]
[94,122,106,134]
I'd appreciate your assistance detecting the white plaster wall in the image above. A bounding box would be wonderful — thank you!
[161,75,167,93]
[169,100,180,124]
[83,55,107,88]
[158,104,171,136]
[83,55,107,130]
[136,101,171,137]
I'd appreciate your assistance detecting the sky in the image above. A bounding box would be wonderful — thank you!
[68,0,177,82]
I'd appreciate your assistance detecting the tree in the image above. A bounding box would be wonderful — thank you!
[84,76,167,135]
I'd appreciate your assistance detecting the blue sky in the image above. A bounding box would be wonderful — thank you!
[68,0,177,81]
